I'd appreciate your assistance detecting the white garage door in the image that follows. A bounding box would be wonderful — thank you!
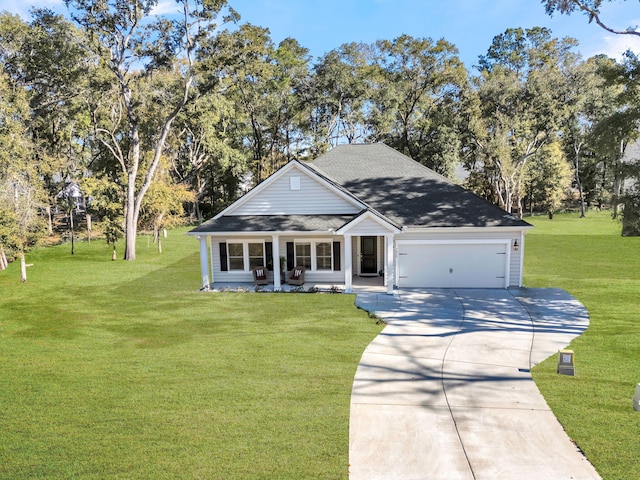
[397,242,508,288]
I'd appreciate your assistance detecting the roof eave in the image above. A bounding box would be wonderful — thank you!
[402,224,533,233]
[188,230,340,237]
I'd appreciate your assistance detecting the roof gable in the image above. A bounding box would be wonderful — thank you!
[336,210,401,235]
[216,161,363,218]
[310,143,530,229]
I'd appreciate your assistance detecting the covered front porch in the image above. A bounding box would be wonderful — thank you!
[202,274,387,294]
[195,227,398,294]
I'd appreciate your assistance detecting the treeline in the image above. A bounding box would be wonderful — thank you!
[1,0,639,270]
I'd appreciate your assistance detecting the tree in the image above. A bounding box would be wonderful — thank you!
[367,35,468,177]
[267,37,311,162]
[525,142,574,217]
[56,183,83,255]
[65,0,238,260]
[307,43,373,151]
[138,155,195,252]
[173,93,246,220]
[466,27,579,216]
[559,55,622,216]
[542,0,640,37]
[202,25,310,183]
[543,0,640,232]
[0,55,47,281]
[0,10,92,237]
[81,175,124,260]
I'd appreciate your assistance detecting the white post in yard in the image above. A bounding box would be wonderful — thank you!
[385,234,394,295]
[198,236,210,290]
[272,235,281,290]
[344,235,353,293]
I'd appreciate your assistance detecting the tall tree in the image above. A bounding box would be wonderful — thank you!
[307,43,373,151]
[65,0,238,260]
[559,55,620,216]
[202,24,274,183]
[367,35,468,177]
[172,93,246,220]
[524,141,574,217]
[467,27,578,216]
[267,37,311,163]
[0,28,48,280]
[21,10,91,236]
[203,25,310,183]
[0,11,90,238]
[543,0,640,231]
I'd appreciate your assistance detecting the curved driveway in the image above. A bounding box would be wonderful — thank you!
[350,288,601,480]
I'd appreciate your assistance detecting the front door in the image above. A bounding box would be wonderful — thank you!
[360,236,378,275]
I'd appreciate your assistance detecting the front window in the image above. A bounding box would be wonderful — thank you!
[248,243,265,269]
[293,240,338,271]
[228,243,244,270]
[316,242,332,270]
[295,243,312,268]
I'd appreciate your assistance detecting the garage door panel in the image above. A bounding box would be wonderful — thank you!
[397,243,507,288]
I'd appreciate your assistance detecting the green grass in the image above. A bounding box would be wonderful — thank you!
[3,214,639,479]
[525,211,640,480]
[0,231,382,479]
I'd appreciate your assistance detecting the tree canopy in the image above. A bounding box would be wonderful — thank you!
[1,0,638,270]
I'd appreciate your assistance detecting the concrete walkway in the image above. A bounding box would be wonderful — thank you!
[350,288,601,480]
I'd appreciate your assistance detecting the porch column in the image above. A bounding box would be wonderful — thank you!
[517,231,525,288]
[272,235,281,290]
[344,235,353,293]
[198,235,210,290]
[385,234,394,295]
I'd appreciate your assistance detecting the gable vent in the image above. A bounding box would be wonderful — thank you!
[290,176,301,191]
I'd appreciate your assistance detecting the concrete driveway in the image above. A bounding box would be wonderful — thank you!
[350,288,601,480]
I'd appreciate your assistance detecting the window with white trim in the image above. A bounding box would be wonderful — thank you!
[228,243,244,270]
[295,242,312,269]
[294,239,337,271]
[316,242,332,270]
[248,242,265,269]
[226,241,266,271]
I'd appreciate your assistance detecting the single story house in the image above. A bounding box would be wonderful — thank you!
[188,143,532,293]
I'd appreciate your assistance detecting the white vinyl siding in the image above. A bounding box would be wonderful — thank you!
[346,217,392,235]
[231,170,360,216]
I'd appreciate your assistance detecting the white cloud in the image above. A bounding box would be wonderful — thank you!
[593,33,640,60]
[150,1,181,16]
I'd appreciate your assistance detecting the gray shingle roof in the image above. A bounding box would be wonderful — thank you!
[188,214,357,234]
[310,143,529,228]
[189,143,530,235]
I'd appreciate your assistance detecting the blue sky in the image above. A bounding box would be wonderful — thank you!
[3,0,640,68]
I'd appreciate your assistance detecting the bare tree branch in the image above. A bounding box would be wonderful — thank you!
[544,0,640,36]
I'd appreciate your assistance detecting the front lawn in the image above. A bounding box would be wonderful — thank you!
[0,231,382,479]
[3,212,639,479]
[525,211,640,480]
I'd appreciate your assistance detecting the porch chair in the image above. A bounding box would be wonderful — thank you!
[287,266,306,286]
[252,266,269,286]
